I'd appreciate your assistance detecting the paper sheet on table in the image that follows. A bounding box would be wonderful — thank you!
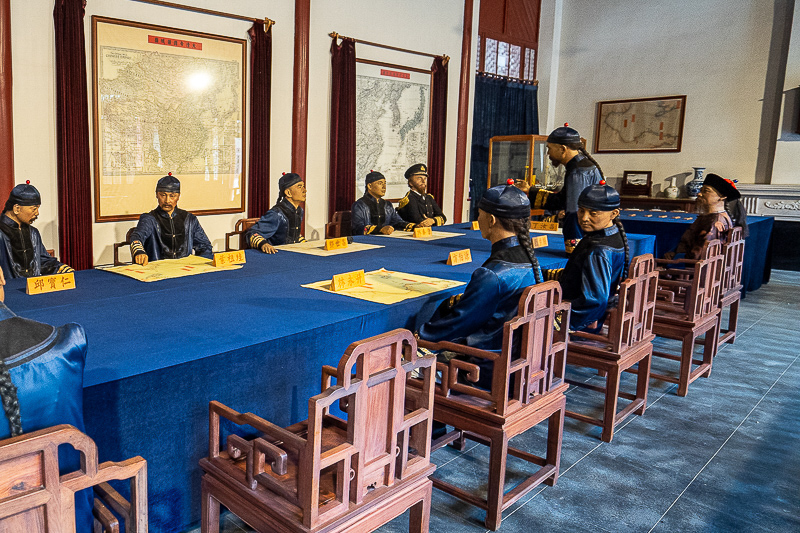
[99,255,242,282]
[373,230,465,241]
[274,240,384,256]
[302,268,465,304]
[529,229,563,235]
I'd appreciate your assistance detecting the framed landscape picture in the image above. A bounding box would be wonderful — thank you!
[92,17,246,221]
[620,170,652,196]
[594,95,686,153]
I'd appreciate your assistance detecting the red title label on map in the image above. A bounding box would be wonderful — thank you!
[380,69,410,79]
[148,35,202,50]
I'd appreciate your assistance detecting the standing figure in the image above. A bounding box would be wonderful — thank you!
[130,173,213,265]
[397,163,446,227]
[0,182,73,279]
[351,171,415,235]
[246,172,307,254]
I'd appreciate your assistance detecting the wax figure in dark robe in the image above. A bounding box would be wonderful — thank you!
[130,174,213,265]
[515,125,603,253]
[246,173,307,254]
[542,184,630,333]
[351,171,415,235]
[397,163,446,227]
[418,184,543,389]
[665,173,738,260]
[0,182,73,279]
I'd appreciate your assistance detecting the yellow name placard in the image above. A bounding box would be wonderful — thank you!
[331,269,366,292]
[26,273,76,295]
[213,250,246,267]
[532,235,549,248]
[530,221,559,231]
[471,221,480,230]
[446,249,472,266]
[324,237,349,251]
[413,227,433,238]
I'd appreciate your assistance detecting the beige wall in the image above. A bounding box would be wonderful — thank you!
[772,0,800,184]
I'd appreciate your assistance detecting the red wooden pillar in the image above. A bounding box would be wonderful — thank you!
[453,0,474,223]
[292,0,310,178]
[0,0,14,200]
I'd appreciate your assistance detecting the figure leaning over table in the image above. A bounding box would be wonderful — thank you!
[514,124,603,254]
[0,182,73,279]
[351,170,415,235]
[416,184,543,391]
[663,173,739,260]
[130,173,213,266]
[246,172,307,254]
[396,163,446,227]
[541,183,630,333]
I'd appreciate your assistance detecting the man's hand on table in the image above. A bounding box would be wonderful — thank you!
[134,253,149,266]
[260,242,278,254]
[380,226,395,235]
[416,218,435,228]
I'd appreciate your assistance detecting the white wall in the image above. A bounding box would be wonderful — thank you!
[772,0,800,184]
[538,0,774,192]
[9,0,472,264]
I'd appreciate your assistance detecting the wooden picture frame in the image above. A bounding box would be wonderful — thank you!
[620,171,652,196]
[594,95,686,153]
[92,16,246,222]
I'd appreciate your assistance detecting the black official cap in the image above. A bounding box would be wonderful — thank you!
[278,172,303,197]
[547,123,581,145]
[404,163,428,180]
[578,183,620,211]
[7,181,41,206]
[156,173,180,193]
[365,170,385,185]
[478,184,530,219]
[703,173,741,200]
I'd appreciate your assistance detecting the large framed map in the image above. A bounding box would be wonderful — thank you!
[92,17,246,221]
[355,62,431,200]
[594,95,686,153]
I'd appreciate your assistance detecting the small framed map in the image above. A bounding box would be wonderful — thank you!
[620,171,652,196]
[594,95,686,153]
[92,17,246,221]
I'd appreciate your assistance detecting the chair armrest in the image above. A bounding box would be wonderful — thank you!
[416,339,499,361]
[569,330,610,344]
[655,257,701,266]
[657,279,692,288]
[225,230,242,252]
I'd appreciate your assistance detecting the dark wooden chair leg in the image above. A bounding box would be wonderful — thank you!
[202,475,222,533]
[408,483,432,533]
[635,354,651,416]
[485,432,509,531]
[677,332,695,397]
[601,369,621,442]
[545,402,565,486]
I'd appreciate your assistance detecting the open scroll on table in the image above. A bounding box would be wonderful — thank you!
[373,230,464,241]
[302,268,465,304]
[274,240,384,256]
[100,255,241,282]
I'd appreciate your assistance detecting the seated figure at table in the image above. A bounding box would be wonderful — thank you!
[417,184,542,389]
[541,183,629,333]
[397,163,446,227]
[130,173,213,266]
[351,171,415,235]
[514,124,602,254]
[0,182,73,279]
[245,172,307,254]
[664,173,739,260]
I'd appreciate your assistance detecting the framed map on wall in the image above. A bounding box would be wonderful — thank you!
[594,95,687,153]
[92,17,246,221]
[355,61,431,201]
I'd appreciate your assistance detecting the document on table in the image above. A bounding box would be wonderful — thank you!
[99,255,242,282]
[373,230,465,241]
[274,240,384,256]
[302,268,465,304]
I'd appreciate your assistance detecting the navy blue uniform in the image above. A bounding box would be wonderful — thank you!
[544,225,626,332]
[246,198,306,249]
[130,207,212,262]
[351,194,414,235]
[0,213,72,279]
[397,190,446,226]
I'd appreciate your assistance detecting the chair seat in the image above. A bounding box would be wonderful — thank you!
[569,333,655,361]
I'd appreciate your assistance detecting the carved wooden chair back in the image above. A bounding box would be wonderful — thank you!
[325,211,352,239]
[721,226,745,297]
[605,254,659,353]
[688,241,725,320]
[224,218,259,251]
[0,425,147,533]
[113,227,137,265]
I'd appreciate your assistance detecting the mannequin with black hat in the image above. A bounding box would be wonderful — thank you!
[351,171,415,235]
[246,173,307,253]
[664,173,738,260]
[417,184,543,388]
[542,183,630,332]
[396,163,447,227]
[515,124,603,253]
[129,173,213,265]
[0,182,73,279]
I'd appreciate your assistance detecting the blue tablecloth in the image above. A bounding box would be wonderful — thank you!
[2,225,655,532]
[618,211,774,294]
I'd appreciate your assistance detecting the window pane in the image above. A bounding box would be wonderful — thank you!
[476,37,482,71]
[509,45,521,79]
[485,38,497,74]
[529,49,536,80]
[497,41,509,77]
[524,49,531,80]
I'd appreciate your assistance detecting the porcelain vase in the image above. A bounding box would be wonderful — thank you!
[664,177,679,199]
[685,167,705,198]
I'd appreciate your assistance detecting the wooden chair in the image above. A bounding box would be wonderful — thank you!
[225,218,260,251]
[409,281,569,530]
[718,227,745,345]
[0,424,147,533]
[564,254,659,442]
[113,228,137,266]
[199,329,437,533]
[325,211,352,239]
[650,241,725,396]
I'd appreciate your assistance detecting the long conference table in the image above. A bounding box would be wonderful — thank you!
[3,225,655,532]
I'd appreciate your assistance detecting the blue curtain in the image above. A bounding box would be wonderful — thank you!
[469,75,539,220]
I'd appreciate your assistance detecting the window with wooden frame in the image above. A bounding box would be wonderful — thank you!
[476,0,541,82]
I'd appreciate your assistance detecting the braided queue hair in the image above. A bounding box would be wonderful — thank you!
[0,359,22,436]
[564,141,606,182]
[498,216,543,284]
[613,217,630,289]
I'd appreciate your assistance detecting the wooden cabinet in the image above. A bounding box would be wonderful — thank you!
[488,135,561,189]
[619,196,696,212]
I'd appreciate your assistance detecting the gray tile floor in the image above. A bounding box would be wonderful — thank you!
[188,270,800,533]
